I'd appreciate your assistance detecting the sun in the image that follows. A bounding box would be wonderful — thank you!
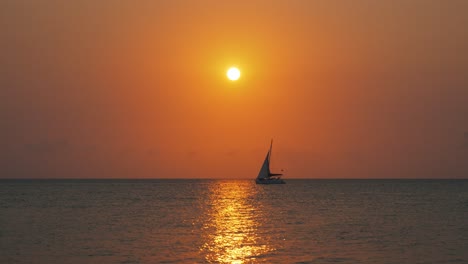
[227,67,241,81]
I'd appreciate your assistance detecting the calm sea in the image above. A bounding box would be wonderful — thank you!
[0,179,467,263]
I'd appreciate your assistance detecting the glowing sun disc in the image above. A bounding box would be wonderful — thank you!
[227,67,241,81]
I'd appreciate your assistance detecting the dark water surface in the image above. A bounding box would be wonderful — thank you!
[1,179,467,263]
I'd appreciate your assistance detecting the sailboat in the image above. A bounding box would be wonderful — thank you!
[255,139,285,184]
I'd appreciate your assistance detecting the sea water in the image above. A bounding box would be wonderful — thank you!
[0,179,467,263]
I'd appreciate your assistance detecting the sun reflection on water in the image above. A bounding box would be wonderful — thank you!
[201,181,273,263]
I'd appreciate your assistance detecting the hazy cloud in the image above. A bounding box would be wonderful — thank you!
[187,151,198,157]
[463,132,468,148]
[147,148,159,157]
[225,149,238,156]
[24,140,70,154]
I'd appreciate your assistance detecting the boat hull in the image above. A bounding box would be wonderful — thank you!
[255,178,286,184]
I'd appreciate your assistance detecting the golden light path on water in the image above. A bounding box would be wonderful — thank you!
[201,181,273,263]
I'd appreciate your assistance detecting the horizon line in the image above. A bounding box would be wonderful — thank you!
[0,178,466,180]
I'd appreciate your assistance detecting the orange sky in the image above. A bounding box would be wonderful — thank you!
[1,1,468,178]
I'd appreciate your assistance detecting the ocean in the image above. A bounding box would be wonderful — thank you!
[0,179,467,263]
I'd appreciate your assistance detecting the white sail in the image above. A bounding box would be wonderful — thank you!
[256,151,270,179]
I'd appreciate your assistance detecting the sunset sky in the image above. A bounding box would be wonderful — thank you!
[2,1,467,179]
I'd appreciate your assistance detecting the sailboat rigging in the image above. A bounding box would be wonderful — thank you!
[255,139,285,184]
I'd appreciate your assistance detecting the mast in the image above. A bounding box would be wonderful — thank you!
[268,139,273,164]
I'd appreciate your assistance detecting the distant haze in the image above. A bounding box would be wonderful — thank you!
[1,1,467,179]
